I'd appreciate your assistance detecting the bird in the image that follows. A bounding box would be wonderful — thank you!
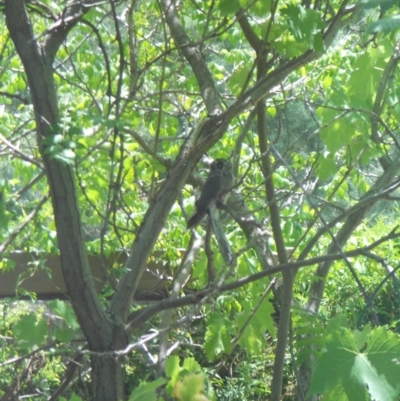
[187,158,234,229]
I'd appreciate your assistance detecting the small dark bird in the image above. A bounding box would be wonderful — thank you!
[187,159,234,229]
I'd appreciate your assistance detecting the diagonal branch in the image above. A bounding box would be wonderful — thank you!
[238,0,355,114]
[110,0,360,325]
[110,116,231,322]
[0,132,43,169]
[0,195,50,255]
[160,0,222,115]
[305,158,400,316]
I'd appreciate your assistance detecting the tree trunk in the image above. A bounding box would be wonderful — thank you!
[91,350,126,400]
[4,2,126,400]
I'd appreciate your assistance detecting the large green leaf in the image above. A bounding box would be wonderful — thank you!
[347,53,374,104]
[319,116,357,153]
[217,0,241,16]
[204,313,227,361]
[13,314,48,349]
[367,14,400,33]
[359,0,396,9]
[281,4,324,50]
[128,378,167,401]
[308,326,400,400]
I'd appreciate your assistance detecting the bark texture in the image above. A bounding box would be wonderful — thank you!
[5,1,126,399]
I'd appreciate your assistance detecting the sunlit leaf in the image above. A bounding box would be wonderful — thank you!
[309,326,400,401]
[13,314,48,349]
[367,14,400,33]
[128,378,167,401]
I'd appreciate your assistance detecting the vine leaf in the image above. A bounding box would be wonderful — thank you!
[13,314,48,349]
[281,4,324,50]
[308,326,400,401]
[128,377,167,401]
[204,313,230,361]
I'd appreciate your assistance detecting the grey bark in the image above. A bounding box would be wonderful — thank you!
[5,2,126,399]
[160,0,222,115]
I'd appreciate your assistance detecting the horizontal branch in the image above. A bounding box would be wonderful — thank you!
[126,227,400,331]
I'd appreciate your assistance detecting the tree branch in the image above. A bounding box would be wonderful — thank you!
[5,0,113,350]
[160,0,222,115]
[0,195,50,255]
[126,228,400,330]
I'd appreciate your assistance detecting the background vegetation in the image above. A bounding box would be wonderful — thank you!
[1,0,400,400]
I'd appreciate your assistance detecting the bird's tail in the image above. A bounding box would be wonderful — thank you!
[187,211,206,229]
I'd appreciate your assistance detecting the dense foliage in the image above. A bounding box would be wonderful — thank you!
[1,0,400,400]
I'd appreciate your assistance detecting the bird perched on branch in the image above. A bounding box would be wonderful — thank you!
[187,158,234,229]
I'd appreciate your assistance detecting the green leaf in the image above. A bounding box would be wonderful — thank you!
[248,296,276,338]
[42,134,76,165]
[244,0,271,15]
[217,0,241,16]
[50,300,80,330]
[128,378,167,401]
[41,133,63,146]
[54,327,73,343]
[359,0,397,10]
[323,381,366,401]
[165,355,180,381]
[174,374,206,401]
[313,32,324,52]
[165,355,180,395]
[308,327,367,398]
[347,53,374,103]
[13,314,48,349]
[228,66,250,96]
[353,324,371,350]
[182,357,201,373]
[365,327,400,399]
[316,155,338,180]
[319,117,355,153]
[236,301,264,355]
[309,327,400,401]
[67,125,83,136]
[204,313,226,361]
[281,4,324,49]
[367,14,400,33]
